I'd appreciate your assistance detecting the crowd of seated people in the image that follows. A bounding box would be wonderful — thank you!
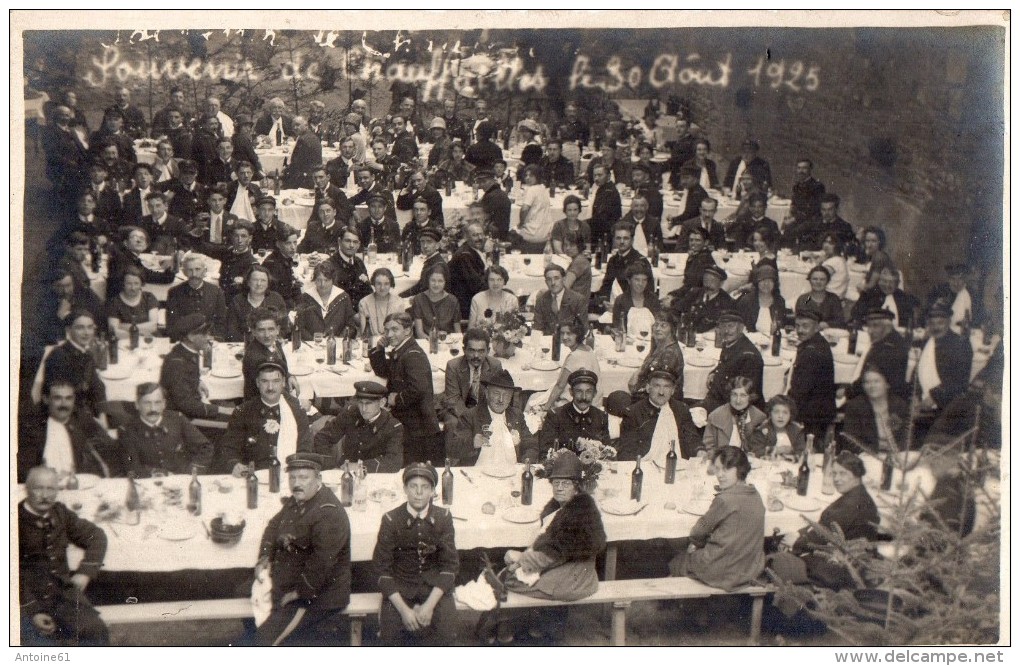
[22,83,1000,646]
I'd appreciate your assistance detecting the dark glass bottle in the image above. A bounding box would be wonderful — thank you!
[551,326,561,362]
[429,320,439,354]
[770,319,782,357]
[129,317,140,350]
[246,462,258,509]
[881,453,894,491]
[847,327,858,355]
[340,461,354,507]
[268,445,281,494]
[326,329,337,365]
[441,458,454,505]
[401,242,413,273]
[291,325,302,352]
[796,448,811,497]
[631,455,644,501]
[521,459,534,506]
[108,328,119,365]
[492,242,501,266]
[664,440,677,484]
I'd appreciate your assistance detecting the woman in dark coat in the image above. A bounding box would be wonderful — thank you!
[841,367,909,454]
[793,451,880,589]
[493,449,606,643]
[734,263,786,335]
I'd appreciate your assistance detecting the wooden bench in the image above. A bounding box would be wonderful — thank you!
[96,577,773,646]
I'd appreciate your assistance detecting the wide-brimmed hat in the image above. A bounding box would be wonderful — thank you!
[429,117,447,130]
[545,450,583,481]
[517,119,541,134]
[481,369,518,390]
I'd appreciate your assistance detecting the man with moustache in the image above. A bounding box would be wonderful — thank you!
[119,383,212,477]
[314,381,404,474]
[617,368,700,461]
[251,452,351,646]
[440,328,503,431]
[538,369,611,452]
[446,369,539,467]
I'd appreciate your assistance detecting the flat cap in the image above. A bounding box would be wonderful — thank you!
[255,195,277,207]
[179,159,199,174]
[256,361,287,376]
[402,462,438,487]
[926,302,952,319]
[567,368,599,388]
[285,452,325,472]
[353,381,388,400]
[367,193,389,206]
[429,117,447,130]
[717,310,745,325]
[419,227,443,242]
[794,308,821,322]
[647,367,678,383]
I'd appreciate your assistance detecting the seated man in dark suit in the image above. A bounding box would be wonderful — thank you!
[396,170,445,226]
[596,221,650,304]
[448,222,489,320]
[298,198,346,255]
[678,197,726,252]
[138,191,194,255]
[845,308,910,401]
[538,369,611,452]
[731,193,780,251]
[702,310,765,413]
[250,195,294,255]
[851,266,920,330]
[616,369,700,461]
[440,328,503,431]
[18,380,118,482]
[306,166,354,227]
[665,226,716,305]
[674,264,735,333]
[262,226,304,308]
[357,194,402,254]
[119,382,213,477]
[667,165,708,227]
[42,310,107,419]
[533,264,588,335]
[722,139,772,197]
[161,159,208,222]
[166,254,228,340]
[446,369,539,466]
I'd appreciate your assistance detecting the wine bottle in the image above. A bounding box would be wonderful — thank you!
[108,328,119,365]
[847,327,858,355]
[770,319,782,357]
[291,325,302,351]
[66,472,79,491]
[340,461,354,507]
[201,343,213,370]
[342,329,353,364]
[188,465,202,516]
[593,243,603,270]
[441,458,454,505]
[796,448,811,497]
[549,183,556,198]
[631,456,644,501]
[129,317,140,350]
[273,169,281,195]
[881,453,894,491]
[268,445,281,494]
[665,439,678,484]
[367,227,378,263]
[429,320,439,354]
[521,459,534,506]
[492,241,501,266]
[326,329,337,365]
[649,241,659,268]
[246,462,258,509]
[551,326,561,362]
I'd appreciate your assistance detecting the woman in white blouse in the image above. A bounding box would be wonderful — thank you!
[819,233,849,299]
[469,265,519,329]
[513,164,554,252]
[358,267,407,338]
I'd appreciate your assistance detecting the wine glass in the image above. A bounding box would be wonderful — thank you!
[142,334,154,350]
[313,331,324,346]
[523,257,532,266]
[635,341,646,354]
[450,348,460,357]
[257,248,269,262]
[639,329,649,341]
[151,468,169,487]
[695,335,706,353]
[438,331,449,343]
[541,345,550,360]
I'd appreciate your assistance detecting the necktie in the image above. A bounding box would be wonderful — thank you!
[468,369,480,405]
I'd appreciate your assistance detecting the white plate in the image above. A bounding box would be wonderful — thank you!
[530,359,560,371]
[686,356,716,368]
[681,500,714,516]
[70,474,100,490]
[158,523,197,541]
[290,365,313,376]
[502,506,541,524]
[444,333,463,345]
[615,356,643,368]
[784,496,825,512]
[99,365,133,380]
[661,269,685,277]
[296,197,316,206]
[763,356,783,367]
[211,367,242,378]
[600,499,647,516]
[524,267,547,278]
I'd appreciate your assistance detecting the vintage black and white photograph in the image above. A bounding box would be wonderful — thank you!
[9,9,1008,651]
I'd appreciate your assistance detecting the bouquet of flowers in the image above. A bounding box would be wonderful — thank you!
[482,310,530,347]
[538,439,617,494]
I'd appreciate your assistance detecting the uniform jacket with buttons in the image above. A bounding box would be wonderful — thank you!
[218,393,312,472]
[159,342,220,420]
[369,337,440,437]
[313,405,404,473]
[258,485,351,612]
[119,410,212,476]
[539,404,611,452]
[373,503,458,600]
[703,334,765,414]
[19,501,107,616]
[166,280,227,341]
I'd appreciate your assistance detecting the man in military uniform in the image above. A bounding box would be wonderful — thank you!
[788,309,836,442]
[845,308,910,401]
[703,310,765,413]
[539,369,611,452]
[328,226,373,306]
[262,226,303,308]
[251,195,294,255]
[241,308,298,399]
[373,463,458,646]
[160,314,235,421]
[356,193,402,254]
[253,452,352,646]
[675,264,735,334]
[19,466,108,646]
[314,381,404,473]
[219,362,311,475]
[369,313,442,465]
[119,383,213,476]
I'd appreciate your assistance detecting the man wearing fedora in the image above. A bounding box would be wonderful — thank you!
[703,310,765,414]
[373,463,458,646]
[538,369,611,452]
[252,452,351,646]
[617,368,700,462]
[369,312,443,465]
[219,362,311,476]
[675,264,735,333]
[314,381,404,473]
[789,309,836,442]
[446,369,539,466]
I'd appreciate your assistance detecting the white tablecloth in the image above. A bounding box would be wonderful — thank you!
[135,142,340,176]
[23,456,932,572]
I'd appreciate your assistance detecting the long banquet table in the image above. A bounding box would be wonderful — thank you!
[19,454,954,578]
[134,140,340,176]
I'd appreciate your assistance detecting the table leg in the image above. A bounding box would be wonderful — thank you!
[611,601,630,646]
[604,543,618,581]
[748,594,764,645]
[350,617,363,646]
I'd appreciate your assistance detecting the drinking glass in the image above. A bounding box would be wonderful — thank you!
[142,334,154,349]
[523,257,532,266]
[313,332,324,346]
[541,346,550,360]
[635,342,646,354]
[450,348,460,357]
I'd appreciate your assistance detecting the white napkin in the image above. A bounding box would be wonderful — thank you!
[454,572,498,611]
[251,567,273,627]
